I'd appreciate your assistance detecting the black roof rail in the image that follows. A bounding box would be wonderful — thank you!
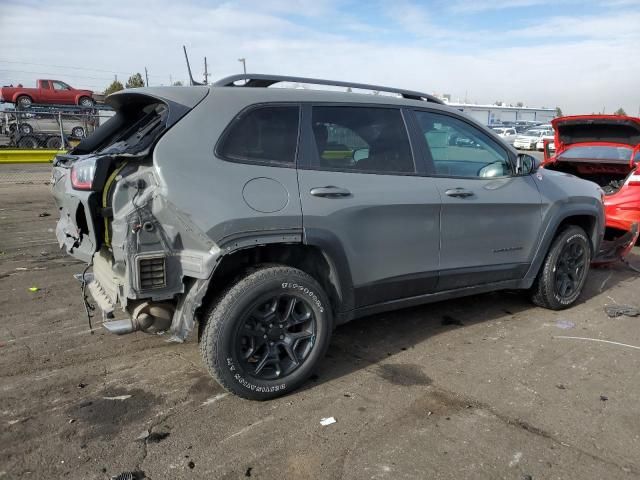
[213,74,444,104]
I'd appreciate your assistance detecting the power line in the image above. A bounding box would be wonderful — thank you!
[0,68,115,81]
[0,59,172,79]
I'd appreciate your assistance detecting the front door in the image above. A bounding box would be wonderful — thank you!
[412,109,542,290]
[298,105,441,309]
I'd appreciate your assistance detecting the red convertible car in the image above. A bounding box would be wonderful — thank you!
[542,115,640,256]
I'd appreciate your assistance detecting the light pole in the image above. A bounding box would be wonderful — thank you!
[238,58,247,77]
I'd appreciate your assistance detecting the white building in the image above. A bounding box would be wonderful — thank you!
[444,102,556,126]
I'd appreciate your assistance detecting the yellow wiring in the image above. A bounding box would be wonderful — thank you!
[102,164,126,247]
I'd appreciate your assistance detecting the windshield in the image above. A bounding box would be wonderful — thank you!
[523,129,543,136]
[558,145,633,162]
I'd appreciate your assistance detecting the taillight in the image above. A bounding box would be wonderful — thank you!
[70,158,96,190]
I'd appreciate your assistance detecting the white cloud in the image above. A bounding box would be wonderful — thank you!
[0,0,638,115]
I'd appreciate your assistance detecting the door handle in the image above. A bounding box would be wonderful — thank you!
[445,188,474,198]
[310,186,352,198]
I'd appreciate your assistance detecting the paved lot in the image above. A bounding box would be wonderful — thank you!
[1,165,640,480]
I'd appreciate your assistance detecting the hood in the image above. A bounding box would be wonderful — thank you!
[552,115,640,150]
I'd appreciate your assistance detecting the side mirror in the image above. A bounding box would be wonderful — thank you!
[516,153,538,175]
[352,148,369,162]
[543,138,555,162]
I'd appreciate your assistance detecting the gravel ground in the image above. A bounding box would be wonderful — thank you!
[1,167,640,480]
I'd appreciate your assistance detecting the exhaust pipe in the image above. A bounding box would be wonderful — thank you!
[103,302,175,335]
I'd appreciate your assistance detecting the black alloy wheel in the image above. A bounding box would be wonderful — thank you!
[530,225,591,310]
[554,238,587,301]
[236,294,317,380]
[200,265,332,400]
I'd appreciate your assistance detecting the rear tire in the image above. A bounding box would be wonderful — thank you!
[530,226,591,310]
[16,95,32,109]
[199,265,332,400]
[17,136,38,148]
[19,123,33,134]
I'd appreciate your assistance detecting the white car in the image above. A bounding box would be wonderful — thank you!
[513,128,553,150]
[536,135,554,151]
[491,127,517,145]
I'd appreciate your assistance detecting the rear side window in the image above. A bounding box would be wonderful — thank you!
[219,105,300,165]
[311,106,414,174]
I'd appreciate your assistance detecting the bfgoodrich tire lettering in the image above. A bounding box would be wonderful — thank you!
[530,226,591,310]
[199,265,332,400]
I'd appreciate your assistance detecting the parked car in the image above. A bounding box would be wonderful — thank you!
[513,127,553,150]
[52,74,605,400]
[536,134,554,151]
[542,115,640,238]
[491,127,517,145]
[8,114,87,138]
[0,80,94,109]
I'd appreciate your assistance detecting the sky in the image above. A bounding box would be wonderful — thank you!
[0,0,639,115]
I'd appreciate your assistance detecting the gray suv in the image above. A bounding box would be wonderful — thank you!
[52,74,604,399]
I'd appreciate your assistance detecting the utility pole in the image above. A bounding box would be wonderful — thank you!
[144,67,149,87]
[238,58,247,75]
[170,74,173,86]
[203,57,210,85]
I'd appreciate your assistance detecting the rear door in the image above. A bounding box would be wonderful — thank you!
[412,109,542,290]
[297,104,441,309]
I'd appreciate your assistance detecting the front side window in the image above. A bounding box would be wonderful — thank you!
[52,81,70,91]
[311,106,414,174]
[219,105,300,165]
[415,111,512,178]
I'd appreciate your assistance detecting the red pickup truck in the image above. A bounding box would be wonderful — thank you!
[0,79,94,108]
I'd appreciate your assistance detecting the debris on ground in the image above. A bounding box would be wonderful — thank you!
[555,319,575,329]
[15,267,27,271]
[38,212,50,217]
[102,395,132,401]
[28,287,39,292]
[556,384,567,390]
[187,461,195,469]
[600,395,609,402]
[245,467,252,477]
[77,383,87,389]
[320,417,336,426]
[110,471,145,480]
[146,431,170,443]
[604,304,640,318]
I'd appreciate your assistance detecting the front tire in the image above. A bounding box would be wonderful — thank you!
[530,226,591,310]
[200,266,333,400]
[71,127,85,138]
[78,96,94,107]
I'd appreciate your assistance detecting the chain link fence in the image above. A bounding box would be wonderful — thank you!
[0,108,114,150]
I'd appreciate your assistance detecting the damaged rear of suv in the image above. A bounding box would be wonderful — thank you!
[52,86,213,337]
[53,74,605,400]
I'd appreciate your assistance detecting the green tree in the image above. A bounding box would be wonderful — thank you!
[172,80,184,86]
[614,107,627,116]
[555,106,563,117]
[516,101,524,107]
[126,73,145,88]
[104,80,124,96]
